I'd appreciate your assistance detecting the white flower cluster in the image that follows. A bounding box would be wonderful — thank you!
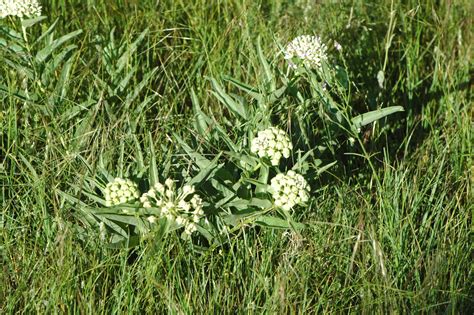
[270,171,310,211]
[251,127,293,166]
[140,179,204,235]
[104,178,140,207]
[0,0,42,19]
[284,35,328,70]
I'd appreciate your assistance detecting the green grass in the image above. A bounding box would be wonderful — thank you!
[1,0,472,312]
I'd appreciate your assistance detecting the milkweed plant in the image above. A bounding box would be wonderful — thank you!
[1,1,403,248]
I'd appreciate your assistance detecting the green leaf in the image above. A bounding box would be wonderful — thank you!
[36,29,83,63]
[95,215,128,238]
[191,87,210,138]
[99,214,147,231]
[255,163,269,194]
[209,77,248,120]
[148,132,159,186]
[187,153,223,186]
[34,18,59,45]
[21,16,47,28]
[316,161,337,176]
[116,28,148,75]
[256,37,275,91]
[133,135,145,173]
[41,44,77,86]
[226,198,271,210]
[107,235,140,249]
[351,106,404,129]
[223,76,262,102]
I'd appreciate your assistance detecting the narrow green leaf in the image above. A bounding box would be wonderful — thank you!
[116,28,149,75]
[191,87,210,138]
[209,77,248,120]
[21,16,47,28]
[223,76,262,102]
[351,106,404,129]
[36,29,83,63]
[188,153,222,186]
[147,132,160,186]
[316,161,337,176]
[256,37,275,90]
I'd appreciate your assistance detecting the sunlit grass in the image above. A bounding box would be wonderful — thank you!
[1,0,472,312]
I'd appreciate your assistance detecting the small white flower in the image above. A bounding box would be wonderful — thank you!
[154,183,165,194]
[140,194,148,203]
[175,216,186,226]
[182,185,195,196]
[147,189,156,199]
[284,35,328,70]
[184,222,197,235]
[251,127,293,166]
[165,178,174,189]
[165,189,174,199]
[334,41,342,51]
[178,199,191,212]
[0,0,42,19]
[270,171,310,210]
[139,179,206,238]
[104,178,139,207]
[147,216,157,224]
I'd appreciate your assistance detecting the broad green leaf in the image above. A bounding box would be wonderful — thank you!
[107,235,140,249]
[188,153,222,186]
[95,215,128,238]
[34,18,59,45]
[223,75,262,102]
[55,50,77,99]
[221,212,257,227]
[268,85,287,104]
[209,77,248,120]
[42,44,77,86]
[99,214,147,232]
[21,16,47,28]
[351,106,404,129]
[249,198,272,209]
[36,29,83,63]
[316,161,337,176]
[225,151,259,170]
[209,116,239,152]
[255,163,269,194]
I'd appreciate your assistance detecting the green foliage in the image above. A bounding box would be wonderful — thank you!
[1,0,472,313]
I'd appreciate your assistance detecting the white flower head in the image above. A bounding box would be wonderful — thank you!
[0,0,42,19]
[104,178,139,207]
[270,171,310,211]
[140,180,205,232]
[284,35,328,70]
[251,127,293,166]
